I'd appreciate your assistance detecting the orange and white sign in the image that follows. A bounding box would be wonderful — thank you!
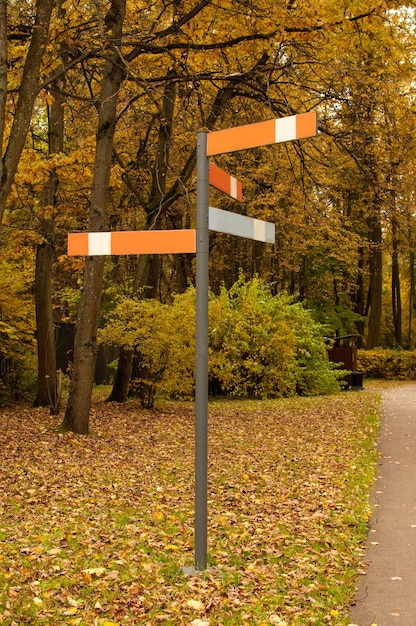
[207,111,317,156]
[209,162,243,201]
[68,230,196,256]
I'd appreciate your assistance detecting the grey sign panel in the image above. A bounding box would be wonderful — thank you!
[209,206,275,243]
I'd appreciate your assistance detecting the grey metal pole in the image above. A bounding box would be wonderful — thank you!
[195,130,209,571]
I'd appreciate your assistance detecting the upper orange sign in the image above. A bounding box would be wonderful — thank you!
[207,111,317,156]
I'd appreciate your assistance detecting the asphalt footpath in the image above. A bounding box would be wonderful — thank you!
[349,383,416,626]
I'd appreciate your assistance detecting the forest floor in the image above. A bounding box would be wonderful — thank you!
[0,389,382,625]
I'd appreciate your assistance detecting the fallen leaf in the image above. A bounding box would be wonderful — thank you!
[187,599,205,612]
[269,616,287,625]
[82,567,106,577]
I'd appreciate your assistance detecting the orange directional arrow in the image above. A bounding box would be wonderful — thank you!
[207,111,317,156]
[68,230,196,256]
[209,163,243,200]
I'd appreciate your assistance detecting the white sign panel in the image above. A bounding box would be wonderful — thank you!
[209,206,275,244]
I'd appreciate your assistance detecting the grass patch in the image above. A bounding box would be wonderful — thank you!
[0,392,380,624]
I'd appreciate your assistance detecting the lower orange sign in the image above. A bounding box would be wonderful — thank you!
[68,230,196,256]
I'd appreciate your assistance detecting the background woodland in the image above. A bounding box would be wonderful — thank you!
[0,0,415,431]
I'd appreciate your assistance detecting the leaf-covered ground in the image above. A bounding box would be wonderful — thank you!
[0,392,380,625]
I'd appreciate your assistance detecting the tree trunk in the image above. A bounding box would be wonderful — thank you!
[408,249,415,348]
[61,0,126,434]
[33,75,65,411]
[0,0,54,224]
[34,238,59,410]
[107,347,133,402]
[62,256,106,434]
[353,246,366,343]
[0,0,7,179]
[366,215,383,348]
[391,220,402,346]
[298,256,309,302]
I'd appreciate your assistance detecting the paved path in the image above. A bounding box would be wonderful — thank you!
[349,384,416,626]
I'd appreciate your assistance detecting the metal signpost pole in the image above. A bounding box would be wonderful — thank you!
[195,130,209,571]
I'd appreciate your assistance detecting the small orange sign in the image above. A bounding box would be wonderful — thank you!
[209,163,243,201]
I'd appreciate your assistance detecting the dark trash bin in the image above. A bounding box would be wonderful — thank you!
[350,371,364,391]
[327,335,364,391]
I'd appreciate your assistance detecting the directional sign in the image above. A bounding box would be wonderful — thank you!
[68,229,196,256]
[66,112,316,575]
[209,162,243,201]
[209,206,275,243]
[207,111,317,156]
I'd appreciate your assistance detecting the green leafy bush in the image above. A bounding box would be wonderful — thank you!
[358,349,416,380]
[209,277,342,397]
[208,280,297,397]
[99,278,343,402]
[99,290,196,404]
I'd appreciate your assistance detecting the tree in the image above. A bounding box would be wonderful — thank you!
[60,0,128,434]
[33,79,64,411]
[297,3,415,346]
[0,0,55,223]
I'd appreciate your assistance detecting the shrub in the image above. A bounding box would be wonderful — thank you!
[99,290,196,404]
[357,349,416,380]
[208,280,297,397]
[209,277,341,397]
[99,278,343,401]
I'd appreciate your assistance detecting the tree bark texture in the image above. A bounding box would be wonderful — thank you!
[106,347,133,403]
